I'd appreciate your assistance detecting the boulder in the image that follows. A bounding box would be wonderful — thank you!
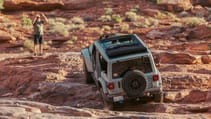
[157,0,193,12]
[182,90,207,103]
[0,30,16,42]
[191,5,209,17]
[201,55,211,64]
[62,0,101,10]
[146,30,164,39]
[191,0,211,6]
[3,0,64,11]
[206,90,211,102]
[141,8,160,17]
[155,52,197,64]
[187,25,211,40]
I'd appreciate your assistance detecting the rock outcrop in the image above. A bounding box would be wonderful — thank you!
[157,0,193,12]
[154,52,197,64]
[0,30,16,42]
[62,0,101,10]
[187,25,211,40]
[3,0,64,11]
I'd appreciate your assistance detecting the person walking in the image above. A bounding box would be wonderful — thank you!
[32,13,48,56]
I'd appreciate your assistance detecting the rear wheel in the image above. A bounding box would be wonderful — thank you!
[83,60,94,84]
[154,92,163,103]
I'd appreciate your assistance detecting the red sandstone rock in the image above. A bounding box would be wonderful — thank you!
[157,0,193,12]
[3,0,64,11]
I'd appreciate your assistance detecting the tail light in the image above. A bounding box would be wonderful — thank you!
[107,83,115,90]
[153,75,159,81]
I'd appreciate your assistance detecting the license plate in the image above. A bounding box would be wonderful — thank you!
[113,96,124,102]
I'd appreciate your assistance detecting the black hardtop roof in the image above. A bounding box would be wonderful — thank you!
[96,34,148,58]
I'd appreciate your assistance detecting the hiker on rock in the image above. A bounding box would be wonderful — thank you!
[33,13,48,56]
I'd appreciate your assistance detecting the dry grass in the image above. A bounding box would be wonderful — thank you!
[125,11,138,22]
[105,8,113,15]
[181,17,207,27]
[98,15,112,22]
[23,38,34,51]
[71,17,84,24]
[49,17,85,37]
[119,23,129,32]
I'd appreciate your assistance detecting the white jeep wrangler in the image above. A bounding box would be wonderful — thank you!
[81,34,163,110]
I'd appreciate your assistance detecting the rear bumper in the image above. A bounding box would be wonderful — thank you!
[145,87,162,93]
[106,87,162,102]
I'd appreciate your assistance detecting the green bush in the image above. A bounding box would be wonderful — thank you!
[105,8,113,15]
[112,14,122,23]
[21,15,32,29]
[98,15,112,22]
[181,17,206,27]
[0,0,4,10]
[125,11,138,21]
[71,17,84,24]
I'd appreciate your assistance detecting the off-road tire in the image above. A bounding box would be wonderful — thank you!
[99,88,114,110]
[83,60,94,84]
[154,92,163,103]
[122,70,147,97]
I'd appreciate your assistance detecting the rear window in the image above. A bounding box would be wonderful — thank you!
[112,56,153,78]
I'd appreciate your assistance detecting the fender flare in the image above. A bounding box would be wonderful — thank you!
[81,48,93,72]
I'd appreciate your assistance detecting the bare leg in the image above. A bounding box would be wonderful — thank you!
[34,44,38,56]
[39,44,43,55]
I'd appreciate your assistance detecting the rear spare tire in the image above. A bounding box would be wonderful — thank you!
[122,70,147,97]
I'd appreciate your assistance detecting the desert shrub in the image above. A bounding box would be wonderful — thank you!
[112,14,122,23]
[71,17,84,24]
[98,15,112,22]
[179,11,189,17]
[145,17,159,26]
[133,17,159,28]
[154,12,178,20]
[102,25,111,31]
[65,36,78,45]
[49,22,69,37]
[130,5,140,13]
[125,11,138,21]
[55,17,66,23]
[23,38,34,50]
[105,8,113,15]
[69,24,85,31]
[154,12,167,19]
[49,17,85,37]
[0,0,4,10]
[21,15,32,29]
[119,23,129,32]
[171,22,183,27]
[181,17,206,27]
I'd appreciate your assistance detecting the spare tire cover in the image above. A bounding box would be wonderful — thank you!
[122,70,147,97]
